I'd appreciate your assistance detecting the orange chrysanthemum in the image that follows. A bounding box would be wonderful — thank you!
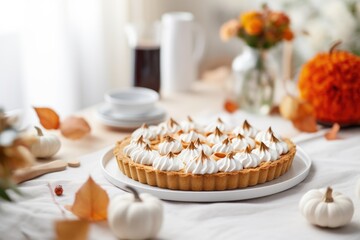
[244,18,263,36]
[298,49,360,125]
[220,19,240,41]
[240,11,261,25]
[283,28,294,41]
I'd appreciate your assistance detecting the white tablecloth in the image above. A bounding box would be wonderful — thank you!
[1,111,360,240]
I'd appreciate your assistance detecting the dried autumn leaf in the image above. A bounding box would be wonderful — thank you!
[325,123,340,140]
[291,100,318,133]
[56,220,89,240]
[292,115,318,133]
[3,145,36,170]
[33,107,60,130]
[66,177,109,221]
[60,116,91,140]
[279,95,318,133]
[224,99,238,113]
[269,105,280,116]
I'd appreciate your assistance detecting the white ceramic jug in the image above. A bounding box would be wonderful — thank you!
[161,12,205,92]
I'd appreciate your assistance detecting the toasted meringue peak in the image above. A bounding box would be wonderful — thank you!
[245,146,252,154]
[169,118,179,127]
[226,151,236,159]
[166,152,175,159]
[165,135,175,142]
[222,138,230,145]
[215,127,223,136]
[188,141,196,150]
[197,150,208,162]
[270,133,280,143]
[243,120,251,130]
[260,142,269,151]
[136,135,145,144]
[236,133,245,139]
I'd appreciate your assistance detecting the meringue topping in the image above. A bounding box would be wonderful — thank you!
[130,144,159,165]
[180,116,204,133]
[232,120,258,138]
[153,152,183,171]
[194,138,213,156]
[124,135,150,156]
[252,142,279,162]
[255,127,282,142]
[180,130,204,144]
[231,133,256,151]
[265,134,289,155]
[131,124,156,140]
[178,142,200,165]
[158,136,182,155]
[185,151,218,174]
[217,151,243,172]
[235,147,261,168]
[205,117,228,133]
[159,118,181,135]
[207,127,227,145]
[212,138,234,154]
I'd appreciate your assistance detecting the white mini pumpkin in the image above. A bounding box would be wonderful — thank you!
[30,126,61,158]
[108,186,163,239]
[356,178,360,199]
[299,187,354,228]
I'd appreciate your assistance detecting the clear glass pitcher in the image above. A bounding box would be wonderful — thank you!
[125,22,161,93]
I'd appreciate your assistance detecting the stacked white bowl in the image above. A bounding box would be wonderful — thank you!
[97,87,166,129]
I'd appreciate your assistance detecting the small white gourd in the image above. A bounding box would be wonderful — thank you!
[299,187,354,228]
[30,126,61,158]
[108,186,163,239]
[356,178,360,199]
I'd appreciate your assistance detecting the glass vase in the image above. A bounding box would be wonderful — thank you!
[232,46,276,115]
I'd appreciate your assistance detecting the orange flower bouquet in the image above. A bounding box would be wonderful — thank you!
[220,6,293,48]
[220,5,293,114]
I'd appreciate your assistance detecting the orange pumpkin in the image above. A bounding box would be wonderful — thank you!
[298,44,360,125]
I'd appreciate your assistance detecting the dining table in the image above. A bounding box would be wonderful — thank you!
[1,80,360,240]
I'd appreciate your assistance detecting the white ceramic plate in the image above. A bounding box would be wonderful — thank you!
[97,103,166,121]
[101,146,312,202]
[96,104,167,129]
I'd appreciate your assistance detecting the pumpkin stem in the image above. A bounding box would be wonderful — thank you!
[35,126,44,136]
[329,41,342,55]
[324,187,334,203]
[125,185,142,202]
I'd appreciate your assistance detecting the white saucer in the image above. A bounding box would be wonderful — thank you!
[97,103,167,129]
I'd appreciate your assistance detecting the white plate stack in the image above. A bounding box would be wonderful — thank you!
[97,87,167,129]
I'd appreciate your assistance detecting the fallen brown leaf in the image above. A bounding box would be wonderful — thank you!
[279,95,318,133]
[55,220,89,240]
[33,107,60,130]
[325,123,340,140]
[269,105,280,116]
[66,177,109,221]
[60,116,91,140]
[224,99,238,113]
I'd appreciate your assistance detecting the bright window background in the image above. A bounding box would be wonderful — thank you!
[0,0,359,115]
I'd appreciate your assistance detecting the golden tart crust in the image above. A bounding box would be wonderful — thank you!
[114,137,296,191]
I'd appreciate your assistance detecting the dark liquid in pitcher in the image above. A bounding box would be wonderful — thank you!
[132,46,161,93]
